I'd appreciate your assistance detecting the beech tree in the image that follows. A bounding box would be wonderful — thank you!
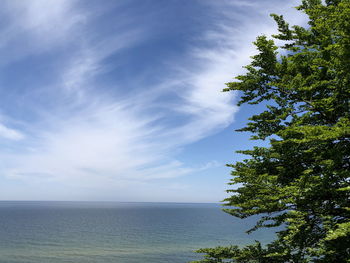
[193,0,350,262]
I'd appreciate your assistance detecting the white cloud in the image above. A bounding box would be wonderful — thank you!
[7,0,84,45]
[0,123,24,141]
[0,0,307,201]
[0,0,85,67]
[60,29,144,100]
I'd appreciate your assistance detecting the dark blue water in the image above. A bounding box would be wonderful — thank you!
[0,202,275,263]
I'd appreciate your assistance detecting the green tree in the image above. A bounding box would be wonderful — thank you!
[193,0,350,262]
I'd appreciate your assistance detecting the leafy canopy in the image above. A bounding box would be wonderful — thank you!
[193,0,350,262]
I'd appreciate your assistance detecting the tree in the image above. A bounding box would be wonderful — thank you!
[193,0,350,262]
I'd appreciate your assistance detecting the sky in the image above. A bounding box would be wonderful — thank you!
[0,0,306,202]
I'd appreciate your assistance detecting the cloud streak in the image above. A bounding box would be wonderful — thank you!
[0,123,24,141]
[0,0,305,201]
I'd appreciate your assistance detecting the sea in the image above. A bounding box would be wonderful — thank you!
[0,201,275,263]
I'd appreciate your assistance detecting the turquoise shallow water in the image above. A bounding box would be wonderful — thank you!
[0,201,275,263]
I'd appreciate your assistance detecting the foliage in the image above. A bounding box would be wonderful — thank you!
[193,0,350,262]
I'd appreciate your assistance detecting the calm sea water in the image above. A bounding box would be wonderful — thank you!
[0,201,275,263]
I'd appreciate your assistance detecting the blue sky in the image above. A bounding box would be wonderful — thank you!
[0,0,305,202]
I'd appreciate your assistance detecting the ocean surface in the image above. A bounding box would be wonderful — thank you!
[0,201,275,263]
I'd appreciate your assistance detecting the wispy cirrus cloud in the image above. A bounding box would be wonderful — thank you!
[0,0,85,66]
[0,123,24,141]
[0,0,305,201]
